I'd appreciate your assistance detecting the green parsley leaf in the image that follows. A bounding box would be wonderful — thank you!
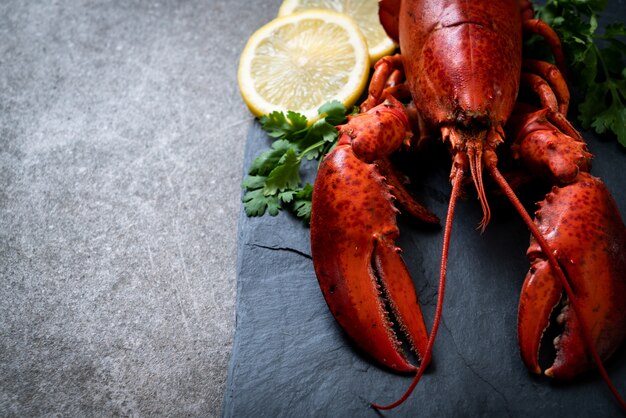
[264,148,301,195]
[591,102,626,147]
[259,110,307,139]
[242,188,281,217]
[241,175,266,189]
[319,100,349,125]
[293,184,314,224]
[242,101,353,224]
[578,81,607,128]
[278,190,296,203]
[299,119,339,159]
[249,139,292,176]
[533,0,626,146]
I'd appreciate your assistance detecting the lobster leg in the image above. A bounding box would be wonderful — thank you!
[361,54,404,112]
[376,158,440,224]
[522,59,570,114]
[311,97,433,372]
[511,108,590,184]
[522,19,567,78]
[521,73,559,114]
[512,108,626,379]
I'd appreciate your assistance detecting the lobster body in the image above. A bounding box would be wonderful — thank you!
[395,0,522,130]
[310,0,626,409]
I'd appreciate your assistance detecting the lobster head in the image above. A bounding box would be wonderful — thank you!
[379,0,522,130]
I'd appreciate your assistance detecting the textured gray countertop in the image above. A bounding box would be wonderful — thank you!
[1,1,276,416]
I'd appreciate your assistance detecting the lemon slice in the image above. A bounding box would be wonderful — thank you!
[238,10,369,121]
[278,0,396,63]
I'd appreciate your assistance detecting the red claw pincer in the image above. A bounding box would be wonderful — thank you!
[310,97,436,372]
[518,173,626,379]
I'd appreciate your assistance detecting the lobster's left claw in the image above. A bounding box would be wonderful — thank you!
[518,173,626,378]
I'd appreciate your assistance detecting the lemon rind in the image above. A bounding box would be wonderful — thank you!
[277,0,397,64]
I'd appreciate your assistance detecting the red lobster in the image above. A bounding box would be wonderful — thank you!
[310,0,626,410]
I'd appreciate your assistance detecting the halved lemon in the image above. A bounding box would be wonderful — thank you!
[278,0,396,63]
[238,10,369,121]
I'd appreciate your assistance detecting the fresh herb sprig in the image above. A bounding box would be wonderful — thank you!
[242,101,356,223]
[534,0,626,146]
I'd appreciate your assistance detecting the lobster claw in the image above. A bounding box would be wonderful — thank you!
[518,173,626,379]
[310,97,431,372]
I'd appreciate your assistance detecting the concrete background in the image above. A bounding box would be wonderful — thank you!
[1,1,278,416]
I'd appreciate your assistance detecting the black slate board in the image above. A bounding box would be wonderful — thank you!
[224,119,626,417]
[224,5,626,412]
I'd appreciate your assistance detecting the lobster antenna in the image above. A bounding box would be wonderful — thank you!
[467,145,491,232]
[372,164,465,410]
[485,157,626,411]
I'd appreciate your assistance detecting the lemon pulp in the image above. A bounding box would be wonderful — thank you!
[238,10,369,121]
[278,0,396,63]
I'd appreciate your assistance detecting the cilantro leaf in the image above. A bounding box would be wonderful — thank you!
[259,110,307,139]
[293,184,314,223]
[319,100,348,125]
[242,101,353,224]
[264,148,301,195]
[249,139,293,176]
[533,0,626,147]
[279,190,296,203]
[591,102,626,147]
[578,81,607,128]
[241,175,266,189]
[242,188,281,217]
[299,119,339,159]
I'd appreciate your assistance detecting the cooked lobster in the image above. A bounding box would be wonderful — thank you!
[310,0,626,410]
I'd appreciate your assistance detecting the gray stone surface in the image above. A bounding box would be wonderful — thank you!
[0,0,276,416]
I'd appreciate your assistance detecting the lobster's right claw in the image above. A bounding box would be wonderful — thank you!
[518,173,626,379]
[310,144,429,372]
[310,98,431,372]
